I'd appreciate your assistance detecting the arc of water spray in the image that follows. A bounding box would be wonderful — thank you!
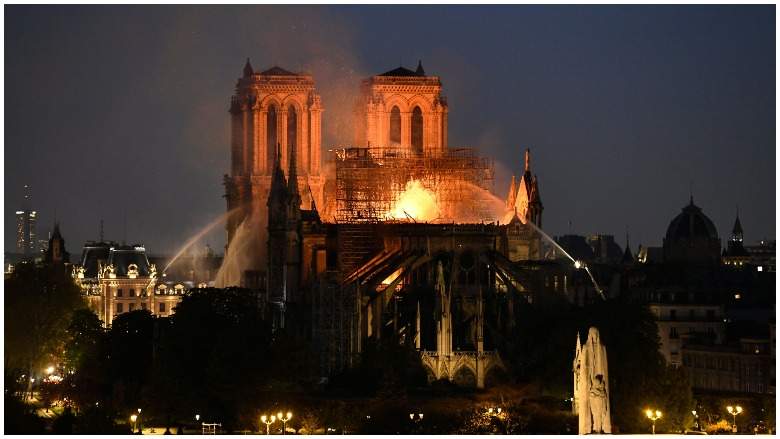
[162,208,241,275]
[525,220,605,300]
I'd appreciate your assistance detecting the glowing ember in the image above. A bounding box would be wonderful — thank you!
[390,180,441,222]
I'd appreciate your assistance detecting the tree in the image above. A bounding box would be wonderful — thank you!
[107,310,155,412]
[655,365,694,432]
[153,288,273,430]
[62,309,110,409]
[5,262,85,396]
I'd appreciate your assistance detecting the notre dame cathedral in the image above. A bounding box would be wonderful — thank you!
[223,59,565,388]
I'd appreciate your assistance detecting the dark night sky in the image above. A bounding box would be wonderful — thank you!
[5,5,775,256]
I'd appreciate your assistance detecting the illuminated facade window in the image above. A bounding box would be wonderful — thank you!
[411,106,423,154]
[389,106,401,144]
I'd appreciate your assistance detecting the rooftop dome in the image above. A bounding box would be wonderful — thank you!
[665,197,719,243]
[662,197,721,265]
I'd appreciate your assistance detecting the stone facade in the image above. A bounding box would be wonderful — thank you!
[73,242,185,325]
[225,61,324,248]
[354,63,448,155]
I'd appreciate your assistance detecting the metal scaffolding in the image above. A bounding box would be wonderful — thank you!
[330,147,496,223]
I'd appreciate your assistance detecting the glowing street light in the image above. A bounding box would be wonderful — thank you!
[261,414,276,435]
[645,409,662,434]
[135,408,142,433]
[277,411,292,435]
[691,410,699,431]
[130,414,138,432]
[409,412,424,421]
[487,407,503,416]
[45,366,55,375]
[727,405,743,432]
[574,260,583,269]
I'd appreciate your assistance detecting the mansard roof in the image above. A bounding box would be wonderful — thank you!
[107,245,152,277]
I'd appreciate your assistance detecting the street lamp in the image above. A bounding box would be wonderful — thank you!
[691,410,699,431]
[136,408,142,433]
[487,406,503,416]
[277,411,292,435]
[727,405,743,432]
[409,412,424,421]
[130,414,138,433]
[645,409,662,435]
[195,414,200,422]
[261,414,276,435]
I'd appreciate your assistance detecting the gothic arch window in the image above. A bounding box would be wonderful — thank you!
[267,105,278,170]
[411,106,423,154]
[287,105,297,171]
[389,106,401,145]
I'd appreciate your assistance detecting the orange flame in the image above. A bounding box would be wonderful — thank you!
[390,180,440,222]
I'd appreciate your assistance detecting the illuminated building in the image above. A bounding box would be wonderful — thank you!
[73,241,185,325]
[224,60,324,248]
[223,61,566,388]
[722,213,750,267]
[15,185,37,256]
[354,61,448,154]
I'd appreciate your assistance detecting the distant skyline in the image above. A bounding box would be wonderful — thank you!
[5,5,775,255]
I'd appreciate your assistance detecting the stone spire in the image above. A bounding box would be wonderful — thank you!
[268,142,289,224]
[288,138,300,201]
[415,59,425,76]
[506,175,517,209]
[732,211,744,242]
[621,232,634,264]
[243,58,254,78]
[524,148,531,173]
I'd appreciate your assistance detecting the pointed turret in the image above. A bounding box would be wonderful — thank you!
[621,233,634,264]
[45,222,69,265]
[243,58,254,78]
[524,148,531,173]
[268,143,289,226]
[415,60,425,76]
[506,175,517,209]
[732,213,743,241]
[288,139,300,201]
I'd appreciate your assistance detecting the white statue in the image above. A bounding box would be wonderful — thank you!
[573,327,611,434]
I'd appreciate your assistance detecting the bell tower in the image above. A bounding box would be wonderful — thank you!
[225,59,324,246]
[355,61,448,155]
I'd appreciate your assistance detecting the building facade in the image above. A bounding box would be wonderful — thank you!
[73,241,185,325]
[648,297,725,366]
[683,338,772,394]
[15,185,37,256]
[225,61,324,248]
[354,62,448,155]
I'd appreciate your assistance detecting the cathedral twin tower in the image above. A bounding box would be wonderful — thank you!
[225,60,324,245]
[225,59,452,246]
